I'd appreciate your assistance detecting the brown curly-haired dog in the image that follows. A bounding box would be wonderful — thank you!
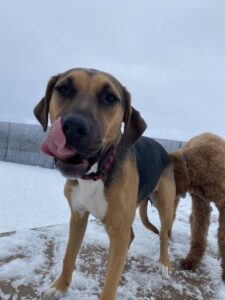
[170,132,225,282]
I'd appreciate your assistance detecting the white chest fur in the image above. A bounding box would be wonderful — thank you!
[71,171,108,220]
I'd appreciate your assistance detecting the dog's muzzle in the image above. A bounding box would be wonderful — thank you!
[40,116,102,178]
[62,115,91,149]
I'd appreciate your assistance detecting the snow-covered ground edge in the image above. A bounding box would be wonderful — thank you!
[0,162,224,299]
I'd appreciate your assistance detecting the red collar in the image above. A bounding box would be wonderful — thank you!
[82,147,117,181]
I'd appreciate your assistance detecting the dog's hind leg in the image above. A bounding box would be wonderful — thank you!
[168,196,180,238]
[155,167,176,277]
[217,203,225,281]
[180,194,211,271]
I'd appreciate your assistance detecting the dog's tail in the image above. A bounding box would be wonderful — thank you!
[139,199,159,235]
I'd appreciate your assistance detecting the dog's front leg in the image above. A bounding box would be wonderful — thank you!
[101,225,131,300]
[44,211,89,298]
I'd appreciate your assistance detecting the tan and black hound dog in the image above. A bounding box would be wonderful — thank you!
[34,68,176,300]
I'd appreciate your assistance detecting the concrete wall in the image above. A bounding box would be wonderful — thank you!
[0,122,54,168]
[0,121,183,168]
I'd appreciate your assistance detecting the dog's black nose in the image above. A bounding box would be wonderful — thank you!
[62,115,91,143]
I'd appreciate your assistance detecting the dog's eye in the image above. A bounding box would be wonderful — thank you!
[55,85,74,97]
[103,93,117,105]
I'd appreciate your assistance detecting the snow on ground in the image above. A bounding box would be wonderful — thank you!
[0,161,225,299]
[0,161,69,233]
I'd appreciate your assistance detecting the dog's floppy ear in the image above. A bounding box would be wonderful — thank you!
[33,74,60,131]
[122,89,147,147]
[170,153,190,195]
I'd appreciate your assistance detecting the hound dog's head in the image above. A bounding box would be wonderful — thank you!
[34,68,146,178]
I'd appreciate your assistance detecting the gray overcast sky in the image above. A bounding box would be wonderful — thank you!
[0,0,225,141]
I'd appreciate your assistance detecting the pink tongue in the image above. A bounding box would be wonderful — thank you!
[40,117,76,159]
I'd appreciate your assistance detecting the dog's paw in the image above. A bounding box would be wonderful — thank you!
[42,275,71,299]
[42,287,65,300]
[180,258,197,270]
[159,263,171,279]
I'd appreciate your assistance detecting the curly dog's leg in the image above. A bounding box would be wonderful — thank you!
[180,194,211,270]
[217,203,225,281]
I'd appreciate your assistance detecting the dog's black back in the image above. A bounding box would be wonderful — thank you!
[133,136,171,202]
